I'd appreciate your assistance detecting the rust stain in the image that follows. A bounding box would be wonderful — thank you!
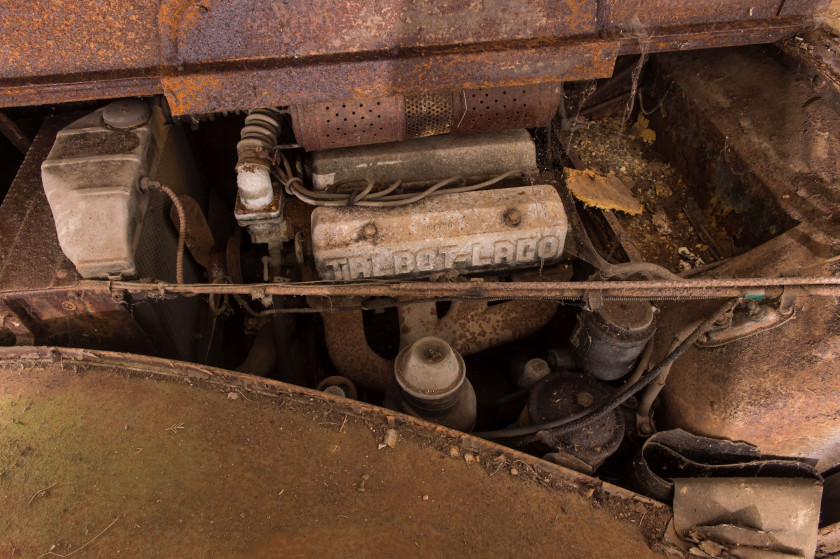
[0,0,823,113]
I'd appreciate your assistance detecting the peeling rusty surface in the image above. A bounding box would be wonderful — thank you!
[616,18,805,55]
[160,40,618,115]
[399,299,559,355]
[311,295,393,393]
[0,1,825,114]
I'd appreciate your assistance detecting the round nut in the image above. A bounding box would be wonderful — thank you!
[504,209,522,227]
[363,223,378,239]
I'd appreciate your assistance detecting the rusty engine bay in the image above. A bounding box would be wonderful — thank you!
[2,0,840,556]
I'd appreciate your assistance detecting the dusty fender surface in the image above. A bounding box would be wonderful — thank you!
[0,346,672,557]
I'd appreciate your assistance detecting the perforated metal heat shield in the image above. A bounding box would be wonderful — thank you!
[290,83,561,151]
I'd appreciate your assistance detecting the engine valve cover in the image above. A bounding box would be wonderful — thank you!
[311,184,567,280]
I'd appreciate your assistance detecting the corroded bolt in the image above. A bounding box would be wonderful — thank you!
[363,223,378,239]
[504,209,522,227]
[61,301,77,312]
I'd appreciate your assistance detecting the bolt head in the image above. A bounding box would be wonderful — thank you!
[504,209,522,227]
[363,223,378,239]
[61,301,77,312]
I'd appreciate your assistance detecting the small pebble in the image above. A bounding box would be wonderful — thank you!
[227,392,239,400]
[510,468,519,476]
[464,452,476,464]
[448,446,460,458]
[422,495,429,501]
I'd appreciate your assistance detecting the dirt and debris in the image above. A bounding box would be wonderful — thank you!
[565,168,644,215]
[563,116,721,271]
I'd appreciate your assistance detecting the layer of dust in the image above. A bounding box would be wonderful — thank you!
[566,116,720,271]
[0,361,672,558]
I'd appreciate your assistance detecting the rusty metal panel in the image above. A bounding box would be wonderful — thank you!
[779,0,833,16]
[161,40,617,115]
[616,18,804,55]
[0,0,160,79]
[0,346,672,557]
[311,184,567,281]
[0,0,827,114]
[603,0,782,30]
[0,0,825,113]
[162,0,599,64]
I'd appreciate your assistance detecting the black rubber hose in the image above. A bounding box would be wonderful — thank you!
[474,298,738,440]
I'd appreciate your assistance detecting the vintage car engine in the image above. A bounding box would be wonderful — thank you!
[1,9,839,553]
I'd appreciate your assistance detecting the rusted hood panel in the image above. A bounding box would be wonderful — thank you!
[0,346,672,557]
[0,0,828,114]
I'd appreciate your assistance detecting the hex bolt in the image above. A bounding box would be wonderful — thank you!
[363,223,378,239]
[504,209,522,227]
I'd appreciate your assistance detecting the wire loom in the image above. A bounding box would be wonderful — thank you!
[272,149,521,207]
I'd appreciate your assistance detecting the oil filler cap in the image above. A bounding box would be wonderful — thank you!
[103,99,151,129]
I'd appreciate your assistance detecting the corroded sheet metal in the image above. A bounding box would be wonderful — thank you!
[161,40,617,116]
[311,185,567,281]
[0,0,824,114]
[603,0,779,29]
[0,346,671,557]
